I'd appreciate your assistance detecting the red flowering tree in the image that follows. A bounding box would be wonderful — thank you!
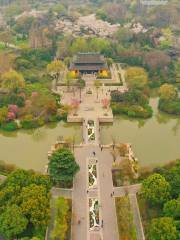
[7,111,16,121]
[31,91,39,98]
[8,105,18,115]
[101,98,110,109]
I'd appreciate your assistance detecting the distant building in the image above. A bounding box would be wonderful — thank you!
[69,53,109,76]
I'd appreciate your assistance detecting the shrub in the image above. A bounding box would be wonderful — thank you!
[15,58,33,70]
[1,121,18,131]
[21,115,39,129]
[0,94,25,108]
[111,102,152,118]
[158,99,180,115]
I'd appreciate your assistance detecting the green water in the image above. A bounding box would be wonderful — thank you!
[0,97,179,171]
[100,98,180,168]
[0,122,82,172]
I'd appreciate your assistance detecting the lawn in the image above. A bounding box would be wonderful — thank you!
[0,42,6,51]
[115,196,137,240]
[48,197,72,240]
[15,38,30,48]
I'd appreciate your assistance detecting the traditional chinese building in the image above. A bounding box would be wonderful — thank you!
[69,53,109,76]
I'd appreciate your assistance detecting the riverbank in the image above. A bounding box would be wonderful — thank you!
[0,98,179,171]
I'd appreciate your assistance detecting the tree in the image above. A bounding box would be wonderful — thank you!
[0,31,14,47]
[19,184,50,227]
[77,79,85,102]
[104,3,126,24]
[70,38,89,55]
[114,27,133,46]
[47,60,66,82]
[148,217,177,240]
[96,9,107,21]
[1,70,25,92]
[125,67,148,89]
[141,173,170,205]
[51,197,69,240]
[0,205,28,240]
[144,50,171,71]
[0,107,8,125]
[48,148,80,185]
[2,169,51,193]
[94,80,102,100]
[14,16,34,38]
[101,98,109,108]
[159,84,177,100]
[165,161,180,198]
[163,197,180,219]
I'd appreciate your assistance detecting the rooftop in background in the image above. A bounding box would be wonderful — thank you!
[74,53,106,64]
[69,53,108,74]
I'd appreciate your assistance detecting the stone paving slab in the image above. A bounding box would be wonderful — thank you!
[51,187,72,199]
[89,232,102,240]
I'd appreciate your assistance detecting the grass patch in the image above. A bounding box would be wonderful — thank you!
[15,38,30,48]
[115,196,137,240]
[48,197,72,240]
[0,42,6,51]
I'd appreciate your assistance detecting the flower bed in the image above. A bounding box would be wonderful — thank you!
[87,120,95,142]
[89,198,100,230]
[88,164,97,188]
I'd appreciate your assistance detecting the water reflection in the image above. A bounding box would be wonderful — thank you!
[0,122,82,171]
[100,97,180,168]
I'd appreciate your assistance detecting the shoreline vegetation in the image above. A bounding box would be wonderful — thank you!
[111,89,153,119]
[138,159,180,240]
[0,146,78,239]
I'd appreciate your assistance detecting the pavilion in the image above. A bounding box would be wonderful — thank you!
[69,53,109,77]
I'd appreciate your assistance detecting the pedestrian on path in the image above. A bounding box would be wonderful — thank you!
[93,151,96,156]
[110,193,113,197]
[87,190,89,194]
[101,220,104,228]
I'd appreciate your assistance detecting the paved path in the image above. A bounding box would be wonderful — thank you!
[0,41,20,49]
[129,194,145,240]
[97,147,119,240]
[53,66,145,240]
[71,146,119,240]
[72,147,89,240]
[51,187,72,199]
[113,184,142,196]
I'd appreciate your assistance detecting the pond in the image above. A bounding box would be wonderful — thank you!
[100,97,180,168]
[0,122,82,172]
[0,97,179,171]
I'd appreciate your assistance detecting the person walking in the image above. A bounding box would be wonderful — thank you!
[101,220,104,228]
